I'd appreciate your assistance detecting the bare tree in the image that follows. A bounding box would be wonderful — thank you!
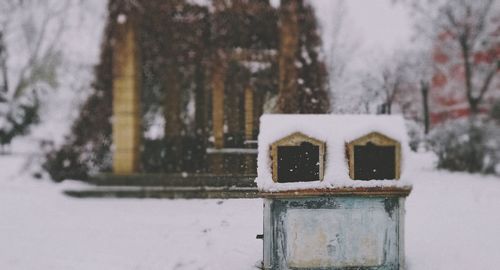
[400,49,436,133]
[407,0,499,117]
[0,31,8,96]
[361,53,411,115]
[0,0,73,147]
[395,0,500,172]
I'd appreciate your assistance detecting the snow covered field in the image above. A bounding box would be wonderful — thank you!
[1,151,500,270]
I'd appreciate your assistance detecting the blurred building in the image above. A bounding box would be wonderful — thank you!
[45,0,330,181]
[429,32,499,126]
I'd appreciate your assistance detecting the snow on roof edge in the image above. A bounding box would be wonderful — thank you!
[255,114,413,192]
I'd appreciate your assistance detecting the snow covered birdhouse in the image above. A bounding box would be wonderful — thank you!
[347,132,401,180]
[257,114,412,270]
[256,114,410,190]
[270,132,325,183]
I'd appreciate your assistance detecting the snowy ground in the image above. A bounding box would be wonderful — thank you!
[1,150,500,269]
[405,153,500,269]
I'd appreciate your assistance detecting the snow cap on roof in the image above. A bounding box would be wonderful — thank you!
[255,114,412,192]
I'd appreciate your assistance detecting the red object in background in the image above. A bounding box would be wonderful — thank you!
[474,51,489,64]
[430,106,489,125]
[433,49,449,64]
[437,31,454,42]
[432,72,447,88]
[436,95,460,107]
[430,108,469,124]
[450,64,464,79]
[429,31,499,127]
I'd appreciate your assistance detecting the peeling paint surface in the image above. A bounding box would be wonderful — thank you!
[263,196,405,270]
[286,209,386,268]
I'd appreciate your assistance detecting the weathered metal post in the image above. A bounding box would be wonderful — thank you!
[256,114,412,270]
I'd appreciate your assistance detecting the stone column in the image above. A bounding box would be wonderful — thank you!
[244,85,257,174]
[112,17,141,174]
[211,55,227,149]
[244,85,254,141]
[210,54,227,174]
[277,0,300,113]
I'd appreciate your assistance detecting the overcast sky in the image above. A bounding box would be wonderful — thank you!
[311,0,413,53]
[308,0,414,73]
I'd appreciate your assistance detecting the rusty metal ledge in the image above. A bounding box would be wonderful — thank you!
[259,186,412,198]
[89,173,256,187]
[64,186,259,199]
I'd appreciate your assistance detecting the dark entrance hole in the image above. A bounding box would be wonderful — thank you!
[277,142,320,183]
[354,142,395,180]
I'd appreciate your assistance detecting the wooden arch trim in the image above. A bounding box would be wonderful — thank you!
[346,132,401,180]
[270,132,325,182]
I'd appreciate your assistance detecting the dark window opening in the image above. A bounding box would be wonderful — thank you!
[354,142,395,180]
[277,142,320,183]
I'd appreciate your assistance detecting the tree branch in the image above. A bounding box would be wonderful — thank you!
[475,67,498,104]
